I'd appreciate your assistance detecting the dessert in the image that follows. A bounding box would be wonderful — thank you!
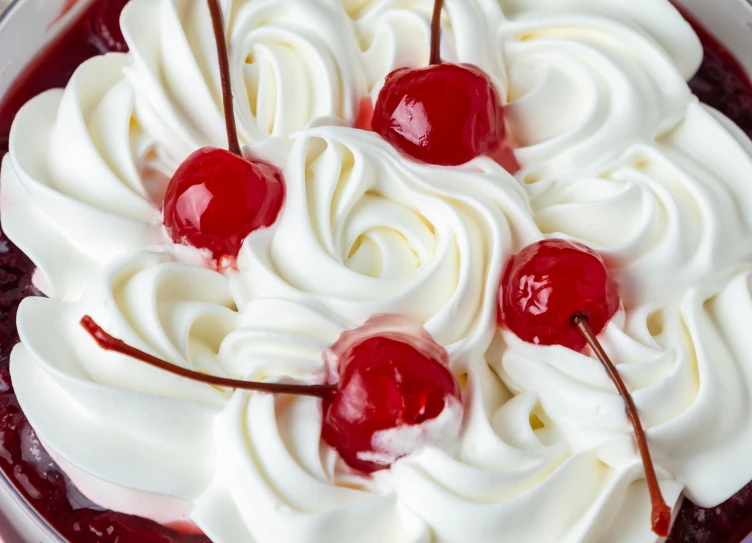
[2,0,752,542]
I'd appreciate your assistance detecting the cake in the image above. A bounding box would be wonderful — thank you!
[1,0,752,541]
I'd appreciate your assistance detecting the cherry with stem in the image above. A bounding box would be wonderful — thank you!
[162,0,285,261]
[80,314,462,474]
[371,0,506,166]
[499,239,672,536]
[81,316,336,399]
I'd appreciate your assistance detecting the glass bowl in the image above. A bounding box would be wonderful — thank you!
[2,0,752,542]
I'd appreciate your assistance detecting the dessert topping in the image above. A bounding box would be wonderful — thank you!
[162,0,285,260]
[498,239,671,536]
[371,0,506,166]
[81,314,461,474]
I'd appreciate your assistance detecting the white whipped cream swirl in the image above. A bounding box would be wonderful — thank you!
[122,0,368,157]
[0,55,167,300]
[235,126,536,352]
[502,2,701,179]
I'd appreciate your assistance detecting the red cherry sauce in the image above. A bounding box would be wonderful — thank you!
[0,1,751,541]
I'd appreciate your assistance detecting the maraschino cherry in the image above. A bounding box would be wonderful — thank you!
[321,318,461,472]
[371,0,505,166]
[162,0,284,261]
[81,314,461,474]
[498,239,672,537]
[499,239,619,351]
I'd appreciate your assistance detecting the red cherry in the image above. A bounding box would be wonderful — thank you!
[162,148,284,259]
[499,239,619,352]
[370,0,505,166]
[372,64,505,166]
[322,334,461,473]
[89,0,130,53]
[82,314,461,475]
[162,0,285,260]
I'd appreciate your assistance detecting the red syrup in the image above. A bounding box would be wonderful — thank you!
[0,1,750,541]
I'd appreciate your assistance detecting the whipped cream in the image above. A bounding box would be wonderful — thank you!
[234,126,536,354]
[529,103,752,306]
[5,0,752,542]
[0,54,167,300]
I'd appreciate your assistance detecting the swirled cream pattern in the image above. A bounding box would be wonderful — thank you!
[10,250,235,518]
[123,0,367,155]
[528,104,752,306]
[5,0,752,542]
[235,126,536,353]
[496,269,752,510]
[0,55,167,300]
[502,9,697,179]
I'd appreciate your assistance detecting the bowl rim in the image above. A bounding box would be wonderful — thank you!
[0,9,62,543]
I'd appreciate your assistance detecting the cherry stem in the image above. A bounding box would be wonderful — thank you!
[573,315,672,537]
[207,0,242,157]
[429,0,444,65]
[80,316,337,400]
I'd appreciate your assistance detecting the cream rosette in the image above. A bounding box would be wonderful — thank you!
[0,54,168,302]
[191,331,683,543]
[234,126,538,356]
[191,299,427,543]
[122,0,368,159]
[9,249,237,520]
[498,0,702,79]
[387,372,682,542]
[528,103,752,307]
[500,2,702,179]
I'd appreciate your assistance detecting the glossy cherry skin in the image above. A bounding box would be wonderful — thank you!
[322,336,461,473]
[162,148,285,260]
[372,63,505,166]
[498,239,619,352]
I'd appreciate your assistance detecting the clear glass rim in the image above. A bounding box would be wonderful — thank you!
[0,464,67,542]
[0,0,22,33]
[0,2,68,540]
